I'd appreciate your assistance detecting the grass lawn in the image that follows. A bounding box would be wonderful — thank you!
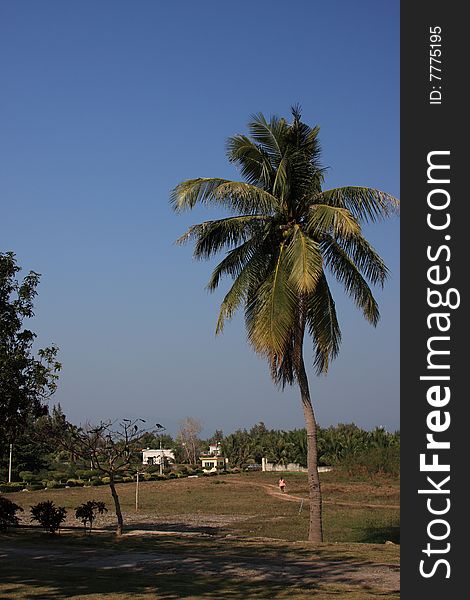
[0,471,399,598]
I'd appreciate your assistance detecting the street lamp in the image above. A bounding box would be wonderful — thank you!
[8,443,12,483]
[135,422,165,510]
[155,424,166,476]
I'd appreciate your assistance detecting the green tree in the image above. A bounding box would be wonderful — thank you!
[172,108,398,541]
[0,252,61,447]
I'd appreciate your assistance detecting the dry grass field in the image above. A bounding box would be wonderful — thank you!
[0,470,400,599]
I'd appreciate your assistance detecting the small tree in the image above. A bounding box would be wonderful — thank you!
[0,496,23,531]
[51,419,150,535]
[75,500,107,534]
[18,471,36,484]
[30,500,66,533]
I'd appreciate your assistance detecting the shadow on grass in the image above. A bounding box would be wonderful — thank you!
[0,530,399,599]
[358,525,400,545]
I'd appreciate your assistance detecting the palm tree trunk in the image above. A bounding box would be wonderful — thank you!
[293,310,323,542]
[109,478,124,536]
[296,352,323,542]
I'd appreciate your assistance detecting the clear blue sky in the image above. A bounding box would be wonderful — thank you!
[0,0,399,437]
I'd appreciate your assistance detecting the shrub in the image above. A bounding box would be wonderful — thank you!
[28,483,46,491]
[49,471,68,483]
[19,471,37,483]
[30,501,67,533]
[91,479,104,486]
[340,446,400,477]
[66,479,85,487]
[0,483,24,493]
[0,496,23,531]
[75,500,107,533]
[101,477,111,484]
[45,481,63,489]
[77,469,100,480]
[146,465,161,474]
[122,476,134,483]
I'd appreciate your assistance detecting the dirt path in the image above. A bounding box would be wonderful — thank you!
[231,478,400,510]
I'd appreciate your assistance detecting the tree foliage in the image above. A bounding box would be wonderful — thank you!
[0,252,61,442]
[0,496,23,531]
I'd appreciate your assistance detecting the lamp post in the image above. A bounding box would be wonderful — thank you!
[136,422,165,510]
[156,424,166,476]
[8,443,12,483]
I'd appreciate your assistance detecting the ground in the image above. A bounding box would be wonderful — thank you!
[0,471,400,599]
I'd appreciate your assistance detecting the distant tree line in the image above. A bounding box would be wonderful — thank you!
[1,412,399,485]
[220,422,400,475]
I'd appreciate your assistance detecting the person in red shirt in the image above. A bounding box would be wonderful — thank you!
[278,477,286,493]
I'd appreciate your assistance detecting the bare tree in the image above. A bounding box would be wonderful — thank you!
[176,417,203,465]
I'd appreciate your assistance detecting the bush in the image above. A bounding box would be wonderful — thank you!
[28,483,46,491]
[77,469,100,480]
[91,479,104,486]
[101,477,111,484]
[19,471,37,483]
[45,481,64,489]
[340,446,400,477]
[66,479,85,487]
[75,500,107,533]
[30,501,67,533]
[146,465,161,474]
[0,483,24,493]
[0,496,23,531]
[49,471,68,483]
[122,476,134,483]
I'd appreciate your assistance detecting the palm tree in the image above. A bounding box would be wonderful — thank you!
[171,107,398,542]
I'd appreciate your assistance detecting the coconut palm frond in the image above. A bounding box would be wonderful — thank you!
[318,186,399,223]
[245,244,297,356]
[306,274,342,374]
[226,135,274,188]
[215,243,273,334]
[171,178,281,214]
[284,226,323,293]
[322,239,380,325]
[176,215,269,259]
[306,204,361,240]
[248,113,289,163]
[334,235,389,286]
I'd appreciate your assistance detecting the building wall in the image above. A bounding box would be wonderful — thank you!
[261,458,333,473]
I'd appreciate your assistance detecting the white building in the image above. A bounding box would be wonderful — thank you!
[142,448,175,466]
[208,443,221,456]
[200,455,228,473]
